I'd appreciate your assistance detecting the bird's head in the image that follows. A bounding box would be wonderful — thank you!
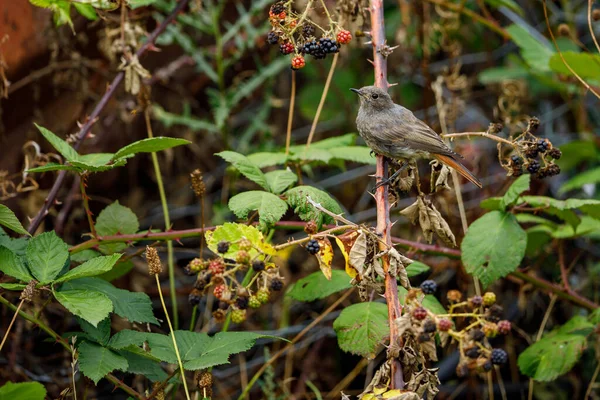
[350,86,394,111]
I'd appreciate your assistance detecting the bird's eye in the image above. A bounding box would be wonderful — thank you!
[371,94,379,99]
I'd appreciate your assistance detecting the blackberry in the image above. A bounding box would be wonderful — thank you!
[194,277,209,291]
[301,40,319,55]
[304,220,318,234]
[469,329,485,342]
[231,309,247,324]
[267,31,279,45]
[270,278,284,291]
[483,292,496,306]
[438,318,452,332]
[249,296,261,309]
[524,147,538,159]
[280,42,294,55]
[270,2,285,15]
[548,148,562,160]
[512,168,523,177]
[527,160,540,174]
[256,288,270,303]
[218,300,229,310]
[420,280,437,295]
[483,323,499,338]
[469,295,483,308]
[312,45,327,59]
[417,332,431,343]
[189,289,202,306]
[236,250,251,265]
[447,290,462,302]
[536,168,549,179]
[217,241,230,254]
[302,24,315,36]
[486,304,504,322]
[235,296,249,310]
[412,306,428,320]
[422,319,437,333]
[319,37,339,54]
[306,239,320,255]
[491,348,508,365]
[465,346,480,359]
[547,164,560,176]
[537,139,549,153]
[510,155,522,165]
[497,320,511,335]
[252,260,265,272]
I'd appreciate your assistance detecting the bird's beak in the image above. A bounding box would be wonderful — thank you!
[350,88,363,97]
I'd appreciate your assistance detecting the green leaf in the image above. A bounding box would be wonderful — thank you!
[98,260,135,281]
[484,0,524,15]
[549,52,600,80]
[107,329,151,350]
[327,146,376,164]
[0,381,46,400]
[461,211,527,287]
[26,231,69,283]
[126,0,157,8]
[398,287,446,315]
[289,148,333,164]
[55,289,113,327]
[70,249,101,263]
[0,205,29,236]
[95,201,140,253]
[73,3,98,19]
[0,230,27,257]
[205,223,276,259]
[506,24,554,72]
[26,163,78,173]
[34,123,79,161]
[333,302,389,358]
[518,316,593,381]
[478,66,529,84]
[559,167,600,194]
[556,140,598,172]
[264,169,298,194]
[217,151,269,191]
[113,137,191,160]
[0,283,27,291]
[405,261,430,277]
[501,174,530,210]
[55,254,122,283]
[75,153,116,167]
[521,196,600,228]
[310,134,357,149]
[77,316,111,346]
[285,186,343,226]
[479,197,503,211]
[78,341,128,384]
[287,270,352,302]
[246,152,288,168]
[62,278,158,325]
[228,191,288,227]
[119,349,168,382]
[548,216,600,239]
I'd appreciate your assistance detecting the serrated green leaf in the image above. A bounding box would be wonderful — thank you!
[73,3,97,19]
[246,152,288,168]
[264,169,297,194]
[205,223,275,259]
[77,316,111,346]
[26,163,78,173]
[289,148,333,164]
[55,289,113,327]
[70,249,101,263]
[405,261,430,277]
[98,260,135,281]
[549,52,600,80]
[521,196,600,228]
[95,201,139,253]
[462,211,527,287]
[108,329,151,350]
[78,341,128,384]
[119,348,168,382]
[0,230,28,257]
[518,316,593,381]
[333,302,388,358]
[26,231,69,283]
[0,205,29,236]
[327,146,376,164]
[287,270,352,302]
[506,24,554,72]
[34,123,79,161]
[310,134,357,149]
[479,197,503,211]
[229,191,288,227]
[285,186,343,226]
[113,137,191,160]
[478,65,530,84]
[398,287,446,315]
[62,278,157,324]
[501,174,530,210]
[217,151,270,190]
[559,167,600,194]
[55,254,122,283]
[0,381,46,400]
[0,283,27,291]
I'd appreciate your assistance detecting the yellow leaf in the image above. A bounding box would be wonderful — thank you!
[315,237,333,280]
[334,236,357,279]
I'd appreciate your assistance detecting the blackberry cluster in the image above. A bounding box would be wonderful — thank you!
[491,348,508,365]
[536,164,561,178]
[319,37,339,54]
[420,280,437,295]
[306,239,320,254]
[301,38,339,59]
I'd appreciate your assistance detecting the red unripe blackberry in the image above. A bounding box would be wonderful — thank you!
[497,320,512,335]
[208,259,225,275]
[412,306,427,320]
[291,55,305,70]
[336,29,352,44]
[213,284,226,299]
[438,318,452,332]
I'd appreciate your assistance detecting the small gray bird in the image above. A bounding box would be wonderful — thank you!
[351,86,482,188]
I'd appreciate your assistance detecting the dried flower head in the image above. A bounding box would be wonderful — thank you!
[20,280,38,302]
[146,246,163,275]
[190,169,206,198]
[196,370,213,397]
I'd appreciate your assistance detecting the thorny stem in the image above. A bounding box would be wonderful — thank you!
[154,274,191,400]
[369,0,403,389]
[0,295,143,399]
[285,70,296,155]
[305,53,339,149]
[25,0,191,235]
[79,174,97,238]
[144,109,179,329]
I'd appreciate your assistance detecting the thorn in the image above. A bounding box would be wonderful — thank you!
[367,59,375,66]
[388,82,399,87]
[176,238,183,246]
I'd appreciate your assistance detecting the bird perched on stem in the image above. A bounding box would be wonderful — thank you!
[351,86,482,188]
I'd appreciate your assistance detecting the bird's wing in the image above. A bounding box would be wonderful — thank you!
[377,107,459,157]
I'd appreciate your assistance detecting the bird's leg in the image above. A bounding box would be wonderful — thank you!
[371,161,408,191]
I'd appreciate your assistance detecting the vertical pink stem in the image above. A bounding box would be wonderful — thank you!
[369,0,404,389]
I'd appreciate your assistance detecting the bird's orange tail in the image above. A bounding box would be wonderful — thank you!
[434,154,483,189]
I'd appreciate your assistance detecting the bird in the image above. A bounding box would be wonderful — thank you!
[351,85,482,188]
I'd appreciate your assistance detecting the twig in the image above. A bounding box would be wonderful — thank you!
[442,131,514,146]
[588,0,600,54]
[585,361,600,400]
[305,53,339,149]
[285,70,296,155]
[542,0,600,100]
[557,240,572,293]
[0,299,24,352]
[26,0,192,235]
[79,174,97,238]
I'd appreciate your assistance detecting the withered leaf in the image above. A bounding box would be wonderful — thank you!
[414,196,457,247]
[315,237,333,280]
[434,164,452,192]
[399,200,419,224]
[348,230,367,275]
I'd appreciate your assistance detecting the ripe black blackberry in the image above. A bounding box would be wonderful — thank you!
[420,280,437,294]
[189,289,202,306]
[537,139,549,153]
[510,155,522,165]
[306,239,320,254]
[536,168,549,179]
[302,24,315,36]
[235,296,249,310]
[527,160,540,174]
[512,166,523,177]
[548,148,562,160]
[547,164,560,176]
[524,147,538,159]
[252,260,265,272]
[217,241,230,254]
[491,348,508,365]
[270,278,284,291]
[319,37,339,54]
[465,347,480,359]
[270,2,285,15]
[218,300,230,310]
[301,40,319,55]
[422,320,437,333]
[311,46,327,59]
[469,329,485,342]
[267,31,279,45]
[481,359,493,372]
[417,332,431,343]
[486,304,504,322]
